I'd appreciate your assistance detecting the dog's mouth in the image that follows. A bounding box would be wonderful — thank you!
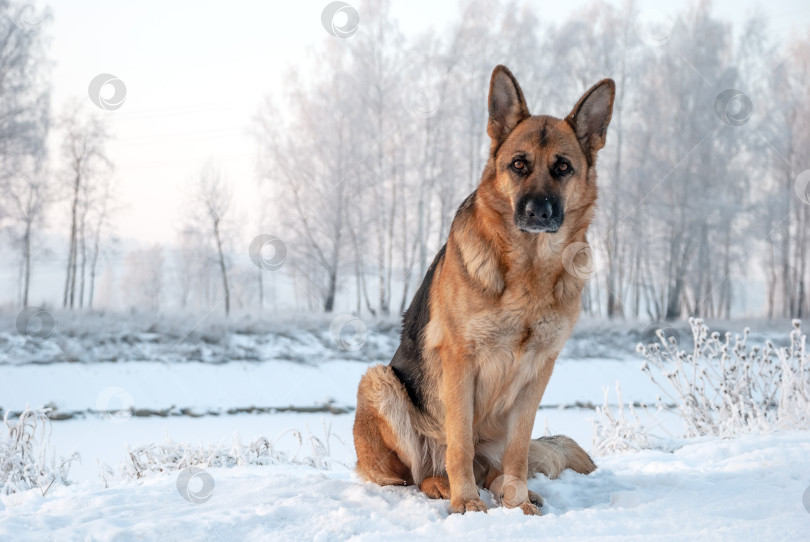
[516,221,562,234]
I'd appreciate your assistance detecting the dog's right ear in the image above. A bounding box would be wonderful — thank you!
[487,65,530,146]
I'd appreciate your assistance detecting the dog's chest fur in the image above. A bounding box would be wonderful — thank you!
[467,264,578,436]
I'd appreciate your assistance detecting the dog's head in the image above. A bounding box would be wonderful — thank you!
[486,65,615,234]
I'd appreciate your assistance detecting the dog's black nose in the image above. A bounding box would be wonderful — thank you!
[516,195,563,233]
[525,199,553,220]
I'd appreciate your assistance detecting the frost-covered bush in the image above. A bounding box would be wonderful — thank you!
[640,318,809,437]
[593,319,809,454]
[106,423,340,483]
[592,384,670,456]
[0,408,79,495]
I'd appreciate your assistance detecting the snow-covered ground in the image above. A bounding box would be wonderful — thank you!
[1,313,809,540]
[2,431,808,541]
[0,357,661,417]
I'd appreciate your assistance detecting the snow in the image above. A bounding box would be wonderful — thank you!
[1,316,809,539]
[0,358,661,416]
[2,431,808,541]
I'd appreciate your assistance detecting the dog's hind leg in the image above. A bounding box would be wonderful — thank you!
[353,365,423,487]
[419,476,451,499]
[528,435,597,478]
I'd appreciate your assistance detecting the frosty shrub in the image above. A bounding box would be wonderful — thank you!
[640,318,809,437]
[594,319,809,454]
[0,408,79,495]
[592,383,671,457]
[111,422,340,483]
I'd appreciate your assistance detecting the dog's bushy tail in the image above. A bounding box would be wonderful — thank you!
[528,435,597,479]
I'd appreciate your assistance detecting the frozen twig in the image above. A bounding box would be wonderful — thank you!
[0,407,78,495]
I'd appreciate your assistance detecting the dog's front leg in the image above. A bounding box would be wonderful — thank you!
[494,382,547,516]
[442,351,487,514]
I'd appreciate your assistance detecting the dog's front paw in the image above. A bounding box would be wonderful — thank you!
[528,489,544,508]
[449,497,488,514]
[502,493,543,515]
[517,500,542,516]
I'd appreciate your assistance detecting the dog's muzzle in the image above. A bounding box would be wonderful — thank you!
[515,194,564,233]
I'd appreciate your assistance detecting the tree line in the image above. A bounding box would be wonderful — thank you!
[2,0,808,320]
[255,0,810,320]
[0,1,242,315]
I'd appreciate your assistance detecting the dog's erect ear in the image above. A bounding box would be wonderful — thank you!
[566,79,616,164]
[487,65,530,146]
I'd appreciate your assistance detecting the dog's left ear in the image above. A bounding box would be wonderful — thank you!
[487,65,530,146]
[566,79,616,164]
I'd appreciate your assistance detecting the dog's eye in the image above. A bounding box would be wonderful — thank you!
[553,161,572,176]
[511,159,526,171]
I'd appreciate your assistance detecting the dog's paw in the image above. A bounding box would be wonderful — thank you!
[517,500,542,516]
[449,497,488,514]
[502,492,543,516]
[528,490,544,508]
[420,476,451,500]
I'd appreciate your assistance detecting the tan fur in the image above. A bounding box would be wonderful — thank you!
[353,65,614,515]
[529,436,597,479]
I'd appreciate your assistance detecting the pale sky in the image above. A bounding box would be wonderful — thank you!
[40,0,810,247]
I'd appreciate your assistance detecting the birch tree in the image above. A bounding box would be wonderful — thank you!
[0,0,51,306]
[188,162,233,316]
[59,103,111,309]
[5,165,52,306]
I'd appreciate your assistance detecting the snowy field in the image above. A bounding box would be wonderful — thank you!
[1,313,809,540]
[2,431,808,541]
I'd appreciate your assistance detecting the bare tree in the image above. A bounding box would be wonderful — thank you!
[5,165,52,306]
[0,1,51,306]
[58,103,111,309]
[763,35,810,318]
[86,175,118,308]
[0,1,50,183]
[254,64,353,312]
[187,162,233,316]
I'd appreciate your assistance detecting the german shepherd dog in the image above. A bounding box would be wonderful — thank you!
[353,65,614,515]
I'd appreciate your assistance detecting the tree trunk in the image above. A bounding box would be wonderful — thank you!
[605,24,627,319]
[720,229,732,319]
[213,218,230,316]
[257,266,264,311]
[63,172,81,308]
[87,217,103,309]
[384,159,397,315]
[665,229,685,321]
[324,267,337,312]
[797,202,808,318]
[78,207,88,309]
[21,219,32,307]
